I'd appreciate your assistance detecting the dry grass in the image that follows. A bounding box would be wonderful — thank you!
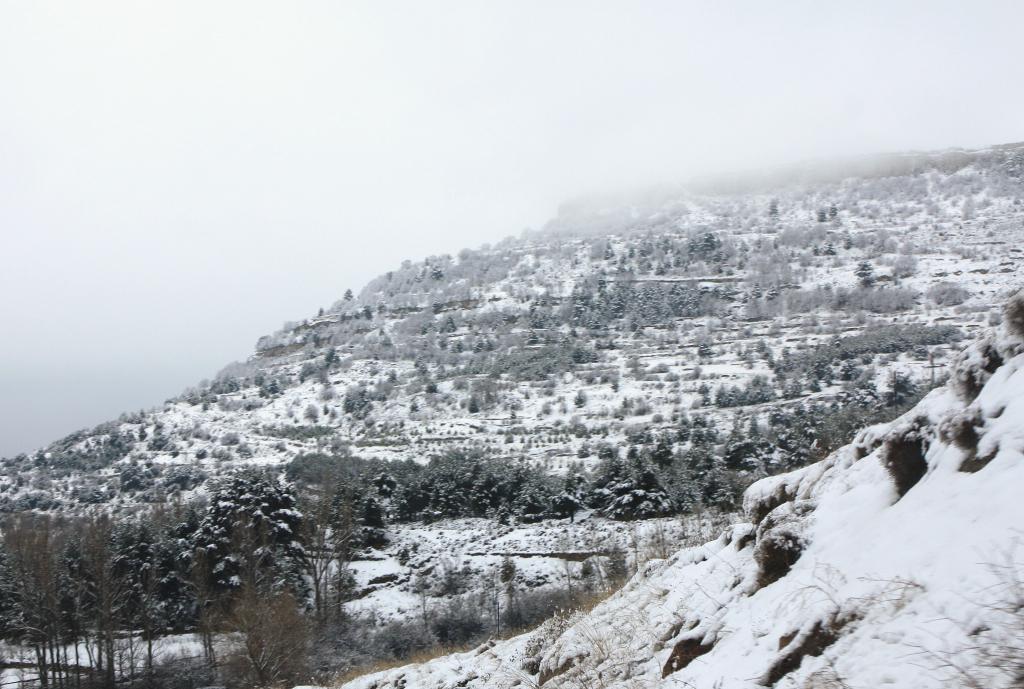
[329,644,480,686]
[327,586,620,687]
[753,502,814,589]
[324,515,735,688]
[762,613,852,687]
[920,543,1024,688]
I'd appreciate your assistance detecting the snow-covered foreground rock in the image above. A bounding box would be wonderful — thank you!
[328,294,1024,688]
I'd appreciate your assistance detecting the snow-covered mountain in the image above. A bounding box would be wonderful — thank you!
[2,143,1022,514]
[326,290,1024,689]
[2,143,1022,689]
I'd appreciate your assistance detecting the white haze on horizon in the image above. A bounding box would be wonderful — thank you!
[1,0,1023,456]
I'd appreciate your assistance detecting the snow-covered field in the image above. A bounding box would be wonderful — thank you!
[0,634,208,688]
[345,511,732,622]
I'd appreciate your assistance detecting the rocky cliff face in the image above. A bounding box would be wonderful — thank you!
[333,292,1024,689]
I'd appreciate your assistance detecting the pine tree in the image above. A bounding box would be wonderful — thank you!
[360,495,385,529]
[604,457,673,520]
[701,456,739,509]
[855,261,876,287]
[374,472,397,499]
[0,542,18,639]
[189,471,306,596]
[886,370,916,407]
[650,434,674,469]
[551,474,584,522]
[324,347,339,367]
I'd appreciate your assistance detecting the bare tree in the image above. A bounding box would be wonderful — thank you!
[225,588,310,688]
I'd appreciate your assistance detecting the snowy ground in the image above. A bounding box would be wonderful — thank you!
[0,634,208,688]
[345,511,733,622]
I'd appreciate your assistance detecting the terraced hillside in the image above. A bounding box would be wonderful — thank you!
[3,144,1021,515]
[326,290,1024,689]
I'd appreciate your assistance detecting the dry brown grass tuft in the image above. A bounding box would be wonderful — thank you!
[661,636,714,677]
[330,644,479,686]
[763,613,853,687]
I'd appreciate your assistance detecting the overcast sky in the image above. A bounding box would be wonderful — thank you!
[1,1,1023,457]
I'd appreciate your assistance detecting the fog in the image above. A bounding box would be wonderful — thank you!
[1,1,1022,457]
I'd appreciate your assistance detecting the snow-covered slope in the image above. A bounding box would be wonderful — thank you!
[332,292,1024,688]
[4,143,1023,513]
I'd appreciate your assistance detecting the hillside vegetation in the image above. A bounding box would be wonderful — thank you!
[330,291,1024,689]
[1,144,1022,689]
[3,144,1022,517]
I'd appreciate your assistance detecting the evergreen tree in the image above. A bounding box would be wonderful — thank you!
[701,456,739,509]
[855,261,876,287]
[604,457,673,520]
[189,471,306,596]
[886,370,916,407]
[360,495,385,529]
[574,389,588,408]
[0,543,18,640]
[650,434,674,469]
[551,474,584,522]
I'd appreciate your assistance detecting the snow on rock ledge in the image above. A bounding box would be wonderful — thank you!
[329,291,1024,689]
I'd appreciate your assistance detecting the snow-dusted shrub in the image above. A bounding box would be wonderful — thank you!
[162,464,206,491]
[924,547,1024,688]
[519,609,579,674]
[926,281,970,306]
[3,490,62,511]
[892,253,918,278]
[880,418,930,498]
[744,478,798,525]
[429,598,486,646]
[938,407,986,472]
[753,500,814,589]
[1005,289,1024,341]
[950,338,1004,403]
[832,285,919,314]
